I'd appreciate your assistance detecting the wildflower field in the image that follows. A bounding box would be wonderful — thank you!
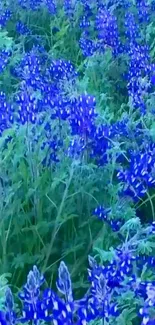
[0,0,155,324]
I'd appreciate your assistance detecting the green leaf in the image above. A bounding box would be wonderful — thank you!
[138,240,153,254]
[93,247,115,262]
[116,308,137,325]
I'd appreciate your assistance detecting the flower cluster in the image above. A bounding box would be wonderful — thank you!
[44,0,56,15]
[90,124,112,165]
[0,9,11,28]
[18,265,48,322]
[79,15,91,29]
[126,42,152,113]
[18,0,43,10]
[0,221,154,325]
[69,94,97,137]
[41,124,63,165]
[0,91,14,135]
[96,7,121,55]
[124,12,140,42]
[47,59,78,83]
[124,7,155,114]
[63,0,75,18]
[16,21,31,35]
[13,49,46,124]
[15,86,42,124]
[16,49,43,89]
[136,0,150,23]
[0,49,12,74]
[67,137,86,158]
[117,143,155,200]
[79,31,99,56]
[93,205,124,232]
[139,283,155,325]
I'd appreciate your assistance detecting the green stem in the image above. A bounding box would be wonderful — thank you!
[71,224,106,277]
[146,190,155,221]
[135,193,155,210]
[42,165,74,273]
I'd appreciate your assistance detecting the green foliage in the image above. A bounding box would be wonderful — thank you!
[0,124,113,288]
[116,308,137,325]
[0,274,11,309]
[0,30,13,49]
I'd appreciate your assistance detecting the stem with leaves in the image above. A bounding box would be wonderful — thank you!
[42,163,75,273]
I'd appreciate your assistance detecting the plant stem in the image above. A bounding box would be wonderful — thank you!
[42,164,74,273]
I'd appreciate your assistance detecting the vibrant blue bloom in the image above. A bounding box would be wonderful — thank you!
[44,0,56,14]
[96,7,121,55]
[56,261,73,303]
[87,258,121,322]
[136,0,150,23]
[69,94,97,137]
[18,0,42,10]
[0,288,16,325]
[79,15,91,29]
[79,31,100,57]
[125,12,140,41]
[117,144,155,200]
[18,265,51,322]
[0,9,12,28]
[15,86,42,125]
[0,50,12,74]
[63,0,75,18]
[41,132,63,165]
[137,255,155,269]
[47,59,77,82]
[16,21,31,35]
[43,289,74,324]
[67,138,86,158]
[126,42,153,113]
[5,288,16,324]
[93,205,111,221]
[105,0,132,8]
[139,283,155,325]
[0,91,14,135]
[17,50,42,90]
[90,124,112,165]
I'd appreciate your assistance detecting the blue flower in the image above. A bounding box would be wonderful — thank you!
[0,288,16,325]
[117,144,155,200]
[0,49,12,74]
[136,0,150,23]
[125,12,140,41]
[96,7,121,55]
[69,94,97,137]
[0,91,14,135]
[18,266,51,322]
[139,283,155,325]
[63,0,75,18]
[44,0,56,14]
[47,59,77,82]
[67,138,86,158]
[56,262,73,303]
[15,87,41,125]
[87,258,121,322]
[18,0,42,10]
[79,15,91,29]
[79,31,99,57]
[0,9,12,28]
[16,21,31,35]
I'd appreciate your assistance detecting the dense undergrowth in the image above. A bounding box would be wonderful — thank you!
[0,0,154,324]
